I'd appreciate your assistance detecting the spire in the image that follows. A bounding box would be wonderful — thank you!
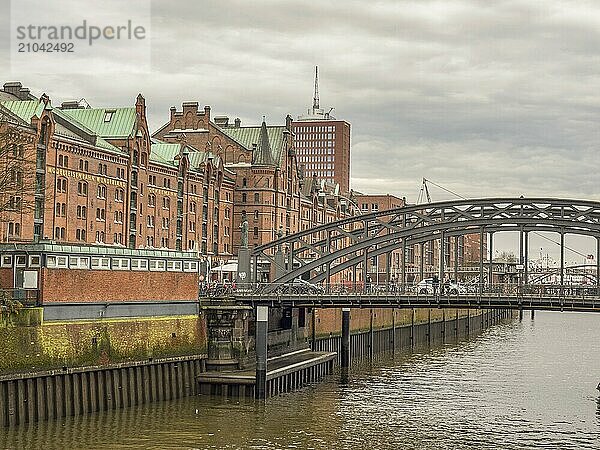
[252,118,275,166]
[312,66,320,110]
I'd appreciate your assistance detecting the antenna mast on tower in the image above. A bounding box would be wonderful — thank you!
[312,66,320,110]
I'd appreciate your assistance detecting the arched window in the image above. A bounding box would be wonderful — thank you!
[97,184,106,199]
[77,181,88,196]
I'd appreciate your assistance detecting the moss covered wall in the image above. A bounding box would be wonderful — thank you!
[0,315,207,375]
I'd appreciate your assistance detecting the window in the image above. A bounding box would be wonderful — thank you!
[146,236,155,247]
[55,202,67,217]
[189,221,195,232]
[113,232,123,245]
[149,260,166,271]
[254,193,259,203]
[98,163,107,175]
[91,257,111,270]
[183,261,198,272]
[69,256,90,269]
[78,159,89,172]
[75,228,87,241]
[97,184,106,199]
[7,222,21,236]
[162,197,170,209]
[189,202,196,213]
[76,205,87,219]
[242,178,247,187]
[242,193,247,203]
[57,177,67,193]
[46,255,68,268]
[147,215,155,227]
[1,255,12,267]
[95,231,105,243]
[148,194,156,207]
[58,154,69,167]
[115,188,124,202]
[162,217,169,229]
[225,208,230,219]
[54,227,66,240]
[29,255,41,267]
[131,259,149,271]
[116,167,125,179]
[253,227,259,238]
[371,203,378,211]
[96,208,106,221]
[103,110,114,122]
[111,258,130,270]
[114,210,123,223]
[254,210,259,221]
[77,181,88,196]
[166,260,183,272]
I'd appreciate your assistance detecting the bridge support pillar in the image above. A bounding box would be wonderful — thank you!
[205,306,252,371]
[255,305,268,400]
[341,308,350,371]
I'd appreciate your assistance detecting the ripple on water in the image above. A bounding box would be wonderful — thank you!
[1,312,600,449]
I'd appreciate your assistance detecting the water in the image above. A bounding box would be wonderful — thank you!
[2,311,600,449]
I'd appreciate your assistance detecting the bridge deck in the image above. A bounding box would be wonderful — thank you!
[228,293,600,312]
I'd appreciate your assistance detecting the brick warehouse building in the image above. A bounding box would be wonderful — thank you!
[352,192,486,283]
[0,82,362,301]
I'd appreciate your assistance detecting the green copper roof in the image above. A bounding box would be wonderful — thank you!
[52,108,122,154]
[60,107,137,139]
[0,100,45,124]
[150,142,222,171]
[150,142,180,167]
[221,125,286,166]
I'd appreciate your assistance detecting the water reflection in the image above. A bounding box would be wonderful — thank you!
[2,312,600,449]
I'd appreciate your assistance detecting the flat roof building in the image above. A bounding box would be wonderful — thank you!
[292,67,351,194]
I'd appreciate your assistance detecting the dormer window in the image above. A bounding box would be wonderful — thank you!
[103,110,115,122]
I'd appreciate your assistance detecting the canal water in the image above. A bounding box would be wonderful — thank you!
[2,311,600,449]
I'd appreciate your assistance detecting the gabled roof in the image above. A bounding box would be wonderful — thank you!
[220,123,286,167]
[60,107,137,139]
[150,141,222,171]
[0,100,45,124]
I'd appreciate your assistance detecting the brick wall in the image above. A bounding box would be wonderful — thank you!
[41,268,198,303]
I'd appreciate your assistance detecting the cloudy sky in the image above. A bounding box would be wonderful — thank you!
[1,0,599,260]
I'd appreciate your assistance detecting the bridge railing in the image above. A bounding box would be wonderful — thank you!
[199,281,600,300]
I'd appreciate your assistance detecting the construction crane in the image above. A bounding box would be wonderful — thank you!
[417,178,465,204]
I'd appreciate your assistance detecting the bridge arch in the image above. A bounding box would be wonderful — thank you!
[250,198,600,290]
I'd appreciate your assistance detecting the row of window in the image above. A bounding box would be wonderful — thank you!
[0,254,199,273]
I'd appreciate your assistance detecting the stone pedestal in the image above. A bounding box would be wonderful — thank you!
[237,247,251,289]
[205,307,252,371]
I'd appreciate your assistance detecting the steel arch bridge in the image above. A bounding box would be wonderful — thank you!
[248,197,600,294]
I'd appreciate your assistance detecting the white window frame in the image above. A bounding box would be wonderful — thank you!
[28,255,41,268]
[69,256,90,269]
[166,260,183,272]
[111,258,130,270]
[149,259,166,271]
[183,261,199,273]
[131,258,149,271]
[1,255,13,268]
[15,254,27,267]
[91,257,111,270]
[47,255,68,268]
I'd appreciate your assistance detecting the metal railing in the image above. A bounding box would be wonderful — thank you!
[0,289,41,308]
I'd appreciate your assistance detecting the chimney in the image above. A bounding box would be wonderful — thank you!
[234,118,241,128]
[170,106,176,120]
[203,105,211,122]
[214,116,229,127]
[18,88,30,100]
[60,100,83,109]
[3,82,23,97]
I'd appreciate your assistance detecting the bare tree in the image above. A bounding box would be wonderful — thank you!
[0,127,37,222]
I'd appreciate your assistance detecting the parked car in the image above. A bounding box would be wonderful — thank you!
[415,278,465,295]
[275,278,324,294]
